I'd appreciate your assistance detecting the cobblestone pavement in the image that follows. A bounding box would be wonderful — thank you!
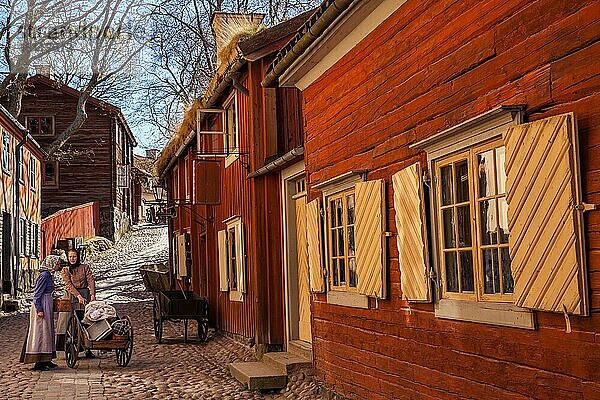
[0,225,324,400]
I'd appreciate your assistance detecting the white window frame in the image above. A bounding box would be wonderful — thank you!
[19,218,26,257]
[30,157,37,191]
[224,216,245,302]
[314,171,369,309]
[1,130,10,173]
[18,147,24,184]
[224,93,239,168]
[411,106,534,329]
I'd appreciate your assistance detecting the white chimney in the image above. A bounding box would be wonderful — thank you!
[34,64,52,78]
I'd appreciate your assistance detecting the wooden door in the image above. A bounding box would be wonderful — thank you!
[295,196,312,343]
[2,212,11,294]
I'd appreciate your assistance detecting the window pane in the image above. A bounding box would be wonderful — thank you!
[445,252,458,292]
[496,147,506,194]
[347,226,355,256]
[442,209,455,249]
[455,160,469,203]
[336,198,343,227]
[440,166,453,206]
[331,230,338,256]
[483,248,500,294]
[459,251,474,292]
[28,118,39,134]
[501,247,514,294]
[480,199,498,245]
[498,196,509,244]
[456,205,471,247]
[330,201,337,228]
[332,259,339,286]
[41,117,52,135]
[337,228,345,256]
[347,194,355,224]
[349,258,357,288]
[339,258,345,284]
[477,150,496,198]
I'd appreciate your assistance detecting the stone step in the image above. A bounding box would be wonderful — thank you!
[229,362,287,391]
[287,340,313,361]
[262,351,312,375]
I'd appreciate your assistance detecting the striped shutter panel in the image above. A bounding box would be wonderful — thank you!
[177,234,187,277]
[236,222,246,293]
[36,224,41,258]
[504,113,588,315]
[307,198,324,292]
[392,163,431,302]
[355,179,386,299]
[218,230,229,291]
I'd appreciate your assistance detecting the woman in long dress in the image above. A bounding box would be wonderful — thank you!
[20,255,62,371]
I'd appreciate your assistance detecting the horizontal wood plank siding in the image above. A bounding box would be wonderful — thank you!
[302,1,600,399]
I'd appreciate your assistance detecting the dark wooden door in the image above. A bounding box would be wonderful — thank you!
[2,212,12,293]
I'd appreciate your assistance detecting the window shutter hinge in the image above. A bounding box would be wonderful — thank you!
[383,231,394,237]
[422,170,431,184]
[574,203,596,212]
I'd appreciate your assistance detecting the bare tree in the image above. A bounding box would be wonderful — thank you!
[0,0,152,157]
[136,0,318,146]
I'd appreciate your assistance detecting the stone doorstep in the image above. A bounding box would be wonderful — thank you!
[229,361,287,391]
[262,351,313,375]
[287,340,313,361]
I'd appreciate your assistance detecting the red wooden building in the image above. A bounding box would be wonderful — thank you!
[19,74,137,242]
[265,0,600,398]
[157,12,308,353]
[0,103,44,306]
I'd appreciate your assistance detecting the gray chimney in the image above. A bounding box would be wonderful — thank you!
[145,149,159,159]
[34,64,52,78]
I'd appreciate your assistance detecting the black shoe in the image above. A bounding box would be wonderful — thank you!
[85,350,96,359]
[47,362,58,369]
[33,363,50,371]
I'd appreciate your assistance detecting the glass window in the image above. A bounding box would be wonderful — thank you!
[30,158,37,190]
[224,95,238,156]
[436,140,513,302]
[26,116,54,136]
[44,162,58,187]
[328,189,357,291]
[2,130,10,172]
[228,226,237,291]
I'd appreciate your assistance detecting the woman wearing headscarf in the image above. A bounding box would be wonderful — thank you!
[20,255,62,371]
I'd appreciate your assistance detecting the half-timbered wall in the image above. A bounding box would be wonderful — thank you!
[302,1,600,399]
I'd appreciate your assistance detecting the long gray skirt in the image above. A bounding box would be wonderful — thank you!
[20,293,56,364]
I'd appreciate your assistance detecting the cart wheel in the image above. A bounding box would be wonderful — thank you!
[197,319,208,342]
[116,317,133,367]
[65,314,79,368]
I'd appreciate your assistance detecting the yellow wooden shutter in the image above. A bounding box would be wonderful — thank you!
[236,222,246,293]
[392,163,431,302]
[177,233,187,277]
[307,198,324,292]
[217,230,229,291]
[355,179,386,298]
[504,113,588,315]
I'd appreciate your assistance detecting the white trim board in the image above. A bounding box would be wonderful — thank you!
[281,0,407,90]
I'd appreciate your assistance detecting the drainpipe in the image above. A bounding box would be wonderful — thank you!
[13,133,29,297]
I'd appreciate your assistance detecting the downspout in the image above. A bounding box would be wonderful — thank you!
[13,133,29,297]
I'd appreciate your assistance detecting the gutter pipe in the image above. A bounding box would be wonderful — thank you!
[261,0,355,88]
[247,146,304,178]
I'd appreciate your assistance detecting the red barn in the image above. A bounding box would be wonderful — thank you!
[265,0,600,398]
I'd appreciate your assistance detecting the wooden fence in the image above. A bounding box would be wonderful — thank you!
[41,202,100,258]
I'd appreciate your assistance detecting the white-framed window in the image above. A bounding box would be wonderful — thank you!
[1,130,10,173]
[218,216,246,302]
[25,116,54,136]
[224,93,238,168]
[311,171,386,309]
[30,157,37,191]
[29,222,39,258]
[44,161,59,187]
[434,139,513,303]
[18,147,24,184]
[327,189,357,291]
[19,218,26,257]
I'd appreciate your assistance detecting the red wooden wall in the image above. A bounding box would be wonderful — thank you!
[302,1,600,399]
[41,201,100,258]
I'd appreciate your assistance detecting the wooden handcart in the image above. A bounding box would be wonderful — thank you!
[139,264,209,344]
[64,309,133,368]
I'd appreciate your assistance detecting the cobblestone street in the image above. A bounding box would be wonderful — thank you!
[0,225,322,400]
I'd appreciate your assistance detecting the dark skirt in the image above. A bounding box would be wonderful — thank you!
[20,293,56,364]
